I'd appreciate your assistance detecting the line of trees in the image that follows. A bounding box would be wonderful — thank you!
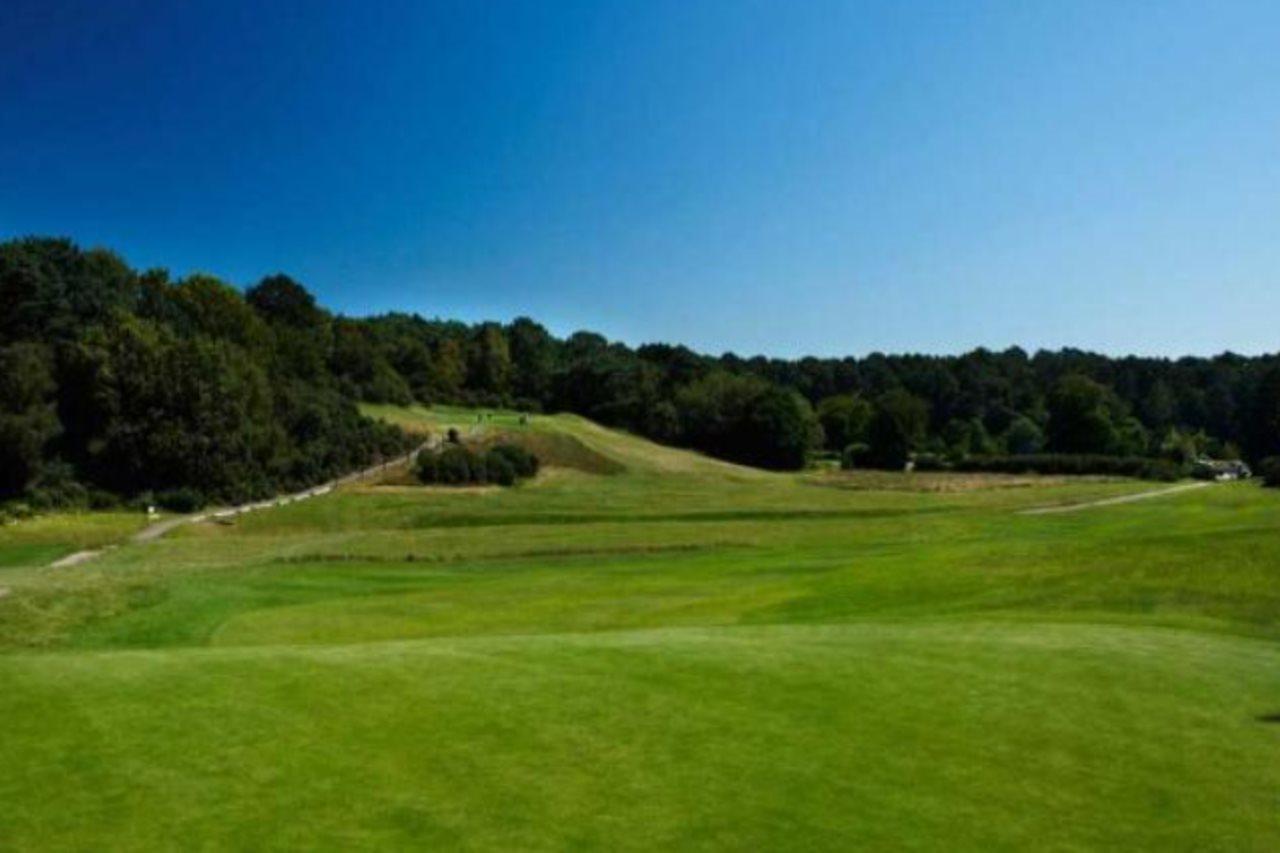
[4,236,1279,506]
[0,239,411,509]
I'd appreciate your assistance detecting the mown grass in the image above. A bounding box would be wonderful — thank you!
[1,407,1277,850]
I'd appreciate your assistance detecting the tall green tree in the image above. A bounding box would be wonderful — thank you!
[0,343,60,497]
[430,337,467,399]
[467,323,512,395]
[1245,366,1280,461]
[866,389,929,469]
[1046,375,1118,454]
[676,372,819,470]
[507,317,556,402]
[816,394,872,451]
[1003,416,1045,455]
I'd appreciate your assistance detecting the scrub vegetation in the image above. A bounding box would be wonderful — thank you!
[2,408,1277,850]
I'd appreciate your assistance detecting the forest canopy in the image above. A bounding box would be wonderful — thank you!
[2,236,1278,507]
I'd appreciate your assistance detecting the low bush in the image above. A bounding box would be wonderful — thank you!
[952,454,1184,481]
[415,443,540,488]
[483,450,516,486]
[156,488,207,513]
[438,446,474,485]
[1260,457,1280,488]
[3,502,35,521]
[839,443,871,470]
[489,444,539,478]
[87,489,120,510]
[24,461,90,510]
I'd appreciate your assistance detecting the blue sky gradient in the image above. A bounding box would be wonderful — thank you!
[3,0,1278,357]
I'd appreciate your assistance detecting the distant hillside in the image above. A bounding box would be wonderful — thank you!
[3,236,1279,509]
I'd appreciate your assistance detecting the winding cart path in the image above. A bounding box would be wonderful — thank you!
[1018,481,1212,515]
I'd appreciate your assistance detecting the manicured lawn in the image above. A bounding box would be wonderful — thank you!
[1,409,1277,850]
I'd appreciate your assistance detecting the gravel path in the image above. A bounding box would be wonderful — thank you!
[1018,481,1212,515]
[50,547,114,568]
[130,442,429,543]
[49,443,428,565]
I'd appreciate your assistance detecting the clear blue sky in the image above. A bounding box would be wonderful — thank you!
[3,0,1278,358]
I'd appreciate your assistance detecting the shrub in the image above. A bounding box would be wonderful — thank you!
[840,443,871,470]
[490,444,539,478]
[953,454,1185,481]
[1135,459,1183,482]
[87,489,120,510]
[435,446,473,485]
[414,452,440,484]
[483,450,516,486]
[415,444,541,487]
[27,479,89,511]
[24,461,89,510]
[156,487,206,513]
[865,390,928,470]
[1261,457,1280,488]
[467,451,488,484]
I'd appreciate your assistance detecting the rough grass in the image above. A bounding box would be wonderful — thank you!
[473,429,625,475]
[1,409,1278,850]
[810,468,1121,492]
[0,512,145,570]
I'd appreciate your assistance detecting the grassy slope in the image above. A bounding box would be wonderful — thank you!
[0,512,146,570]
[1,407,1278,850]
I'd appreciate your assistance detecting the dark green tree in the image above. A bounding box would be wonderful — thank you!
[816,394,872,451]
[0,343,60,497]
[1245,366,1280,462]
[1046,375,1117,454]
[507,317,556,403]
[467,323,512,395]
[1003,416,1045,455]
[866,389,929,469]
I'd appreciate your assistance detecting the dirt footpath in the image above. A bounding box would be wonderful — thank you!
[49,443,428,566]
[1018,481,1211,515]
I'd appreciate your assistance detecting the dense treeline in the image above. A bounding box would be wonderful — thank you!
[0,238,411,508]
[3,237,1279,505]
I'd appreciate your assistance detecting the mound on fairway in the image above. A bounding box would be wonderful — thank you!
[1,408,1277,850]
[361,403,770,479]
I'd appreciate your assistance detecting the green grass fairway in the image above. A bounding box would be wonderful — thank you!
[2,408,1278,850]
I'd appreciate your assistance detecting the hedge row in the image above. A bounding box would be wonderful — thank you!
[1261,457,1280,488]
[948,454,1185,481]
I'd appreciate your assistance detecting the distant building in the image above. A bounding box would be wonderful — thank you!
[1191,457,1252,481]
